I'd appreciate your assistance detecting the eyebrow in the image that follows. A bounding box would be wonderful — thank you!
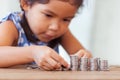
[44,9,75,19]
[66,16,75,19]
[44,9,57,16]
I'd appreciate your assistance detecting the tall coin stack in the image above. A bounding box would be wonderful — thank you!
[70,55,79,71]
[79,57,89,71]
[89,58,99,71]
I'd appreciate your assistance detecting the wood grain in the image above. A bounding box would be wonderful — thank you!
[0,65,120,80]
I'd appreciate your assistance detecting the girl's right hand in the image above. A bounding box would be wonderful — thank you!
[31,46,69,71]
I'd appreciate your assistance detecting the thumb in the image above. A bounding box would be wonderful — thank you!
[74,49,84,59]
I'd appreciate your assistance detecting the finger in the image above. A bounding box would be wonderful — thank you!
[39,60,54,70]
[83,50,92,58]
[75,53,83,59]
[83,54,92,58]
[75,50,84,59]
[83,54,88,58]
[75,49,92,59]
[50,52,69,68]
[46,57,61,69]
[87,50,92,58]
[39,65,51,71]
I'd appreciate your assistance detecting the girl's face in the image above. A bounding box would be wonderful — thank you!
[23,0,77,42]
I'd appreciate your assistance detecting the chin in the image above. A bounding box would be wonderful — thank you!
[40,39,52,43]
[40,37,56,43]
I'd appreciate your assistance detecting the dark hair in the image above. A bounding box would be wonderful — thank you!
[19,0,83,48]
[20,0,83,9]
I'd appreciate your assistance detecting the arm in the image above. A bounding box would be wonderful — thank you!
[60,29,92,58]
[0,46,34,67]
[0,21,33,67]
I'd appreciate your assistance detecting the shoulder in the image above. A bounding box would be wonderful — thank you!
[0,20,18,45]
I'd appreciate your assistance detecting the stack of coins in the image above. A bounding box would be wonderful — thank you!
[99,60,109,71]
[96,58,101,71]
[79,58,88,71]
[70,55,79,71]
[89,58,99,71]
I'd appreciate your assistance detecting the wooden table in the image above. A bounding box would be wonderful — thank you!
[0,65,120,80]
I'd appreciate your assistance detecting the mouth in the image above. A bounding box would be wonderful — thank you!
[45,34,54,38]
[43,33,55,40]
[38,32,58,42]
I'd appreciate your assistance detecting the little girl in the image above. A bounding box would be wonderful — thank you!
[0,0,92,70]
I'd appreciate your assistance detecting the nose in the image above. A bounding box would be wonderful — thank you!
[49,21,60,31]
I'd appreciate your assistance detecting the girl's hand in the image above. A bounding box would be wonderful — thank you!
[32,46,69,71]
[75,49,92,59]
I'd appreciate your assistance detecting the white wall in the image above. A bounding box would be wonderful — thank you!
[0,0,20,18]
[91,0,120,65]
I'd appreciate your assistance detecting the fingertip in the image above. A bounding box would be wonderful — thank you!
[61,63,70,70]
[67,64,71,69]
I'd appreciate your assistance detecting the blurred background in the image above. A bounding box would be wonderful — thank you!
[0,0,120,65]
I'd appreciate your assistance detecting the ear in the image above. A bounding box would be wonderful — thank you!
[20,0,30,11]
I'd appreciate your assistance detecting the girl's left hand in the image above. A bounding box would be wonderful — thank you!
[74,49,92,59]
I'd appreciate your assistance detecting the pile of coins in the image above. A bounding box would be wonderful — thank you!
[70,55,109,71]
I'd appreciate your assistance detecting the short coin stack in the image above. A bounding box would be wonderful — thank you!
[69,55,109,71]
[99,60,109,71]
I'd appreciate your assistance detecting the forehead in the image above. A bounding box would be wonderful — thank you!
[33,0,77,16]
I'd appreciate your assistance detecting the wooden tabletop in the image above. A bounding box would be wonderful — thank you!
[0,65,120,80]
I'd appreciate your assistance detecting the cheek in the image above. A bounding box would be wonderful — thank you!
[27,14,47,32]
[27,18,46,34]
[58,26,69,36]
[29,14,49,29]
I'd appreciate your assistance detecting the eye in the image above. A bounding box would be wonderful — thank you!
[63,18,71,22]
[45,13,53,18]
